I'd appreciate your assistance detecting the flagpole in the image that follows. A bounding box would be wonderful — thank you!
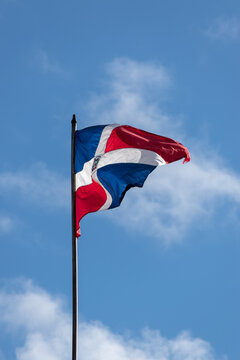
[71,114,78,360]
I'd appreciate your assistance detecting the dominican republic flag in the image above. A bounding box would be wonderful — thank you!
[74,124,190,236]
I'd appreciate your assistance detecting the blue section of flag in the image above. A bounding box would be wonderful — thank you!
[75,125,105,172]
[97,163,156,209]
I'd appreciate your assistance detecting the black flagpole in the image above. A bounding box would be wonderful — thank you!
[71,114,78,360]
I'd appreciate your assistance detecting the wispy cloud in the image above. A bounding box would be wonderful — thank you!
[2,59,239,243]
[37,49,63,74]
[86,58,177,135]
[0,215,13,234]
[0,163,69,209]
[85,57,240,243]
[0,279,226,360]
[204,17,240,41]
[111,156,240,243]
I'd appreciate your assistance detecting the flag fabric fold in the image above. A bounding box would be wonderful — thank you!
[74,124,190,236]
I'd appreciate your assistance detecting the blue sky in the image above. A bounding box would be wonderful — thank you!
[0,0,239,359]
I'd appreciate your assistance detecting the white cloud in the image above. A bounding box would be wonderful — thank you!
[0,279,226,360]
[107,57,171,92]
[2,59,239,243]
[0,215,13,234]
[86,58,178,135]
[204,17,240,40]
[37,49,63,74]
[84,58,240,242]
[0,163,69,209]
[111,155,240,244]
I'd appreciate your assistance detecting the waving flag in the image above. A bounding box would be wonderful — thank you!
[74,124,190,236]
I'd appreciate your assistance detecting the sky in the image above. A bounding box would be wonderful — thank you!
[0,0,240,359]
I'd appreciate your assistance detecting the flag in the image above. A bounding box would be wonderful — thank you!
[74,124,190,236]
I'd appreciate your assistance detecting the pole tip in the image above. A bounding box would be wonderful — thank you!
[72,114,77,124]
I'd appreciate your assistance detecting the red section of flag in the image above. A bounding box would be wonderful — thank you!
[105,126,190,164]
[75,179,107,237]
